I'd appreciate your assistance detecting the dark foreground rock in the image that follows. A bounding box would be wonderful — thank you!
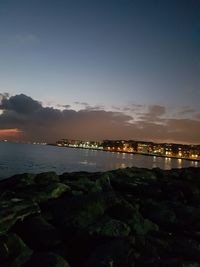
[0,168,200,266]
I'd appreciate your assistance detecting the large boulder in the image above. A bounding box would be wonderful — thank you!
[140,199,177,231]
[88,218,131,238]
[35,172,60,185]
[62,177,102,194]
[0,233,32,267]
[42,192,117,231]
[0,199,40,234]
[107,199,159,236]
[15,183,71,203]
[12,215,62,250]
[0,173,35,191]
[85,238,135,267]
[21,252,71,267]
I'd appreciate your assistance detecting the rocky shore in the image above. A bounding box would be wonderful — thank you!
[0,167,200,267]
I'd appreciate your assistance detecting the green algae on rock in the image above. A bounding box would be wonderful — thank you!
[0,167,200,267]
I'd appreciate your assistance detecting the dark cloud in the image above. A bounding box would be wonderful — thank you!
[196,113,200,120]
[177,107,196,116]
[0,92,9,100]
[0,94,42,114]
[0,94,199,144]
[138,105,166,122]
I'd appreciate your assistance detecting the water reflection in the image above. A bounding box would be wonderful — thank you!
[164,157,172,170]
[122,153,126,159]
[177,158,182,168]
[120,163,126,168]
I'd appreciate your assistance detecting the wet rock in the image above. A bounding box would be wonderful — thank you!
[107,199,159,236]
[35,172,60,185]
[16,183,71,203]
[95,173,112,191]
[0,199,40,234]
[12,215,62,251]
[43,192,117,230]
[85,238,135,267]
[33,183,71,202]
[0,168,200,267]
[89,218,131,238]
[0,173,35,192]
[0,233,32,267]
[140,199,177,231]
[62,177,102,193]
[21,252,71,267]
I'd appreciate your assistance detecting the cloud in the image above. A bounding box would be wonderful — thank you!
[73,101,104,111]
[177,107,196,116]
[137,105,166,122]
[0,93,199,144]
[57,104,71,109]
[0,94,42,114]
[74,101,89,106]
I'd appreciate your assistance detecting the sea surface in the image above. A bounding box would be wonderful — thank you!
[0,142,199,179]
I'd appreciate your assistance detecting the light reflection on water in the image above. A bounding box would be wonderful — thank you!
[0,142,199,179]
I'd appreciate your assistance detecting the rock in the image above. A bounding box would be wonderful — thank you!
[107,199,137,221]
[169,237,200,262]
[0,233,32,267]
[21,252,71,267]
[107,199,159,236]
[62,173,112,194]
[12,215,62,250]
[33,183,71,202]
[35,172,60,185]
[183,263,200,267]
[95,173,112,191]
[43,192,117,230]
[140,199,177,231]
[0,199,40,234]
[85,238,135,267]
[89,218,131,237]
[63,177,102,193]
[16,183,71,203]
[1,168,200,267]
[0,173,35,191]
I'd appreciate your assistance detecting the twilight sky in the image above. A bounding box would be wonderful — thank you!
[0,0,200,143]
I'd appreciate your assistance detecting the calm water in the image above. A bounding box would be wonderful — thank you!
[0,142,199,179]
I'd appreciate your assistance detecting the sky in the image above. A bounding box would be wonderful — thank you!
[0,0,200,143]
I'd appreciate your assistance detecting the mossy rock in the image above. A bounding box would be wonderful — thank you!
[129,215,159,236]
[85,238,135,267]
[96,173,112,191]
[35,172,60,185]
[17,183,71,203]
[0,233,32,267]
[140,199,177,230]
[72,199,105,228]
[89,218,131,237]
[0,199,40,234]
[0,173,35,191]
[21,252,71,267]
[12,215,62,250]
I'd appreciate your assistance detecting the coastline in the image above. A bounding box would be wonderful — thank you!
[51,144,200,162]
[1,167,200,266]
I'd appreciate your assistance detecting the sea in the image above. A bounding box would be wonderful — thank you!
[0,142,199,179]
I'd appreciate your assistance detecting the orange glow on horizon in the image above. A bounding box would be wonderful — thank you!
[0,128,22,138]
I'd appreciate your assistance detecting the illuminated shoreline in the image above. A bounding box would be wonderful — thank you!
[55,144,200,162]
